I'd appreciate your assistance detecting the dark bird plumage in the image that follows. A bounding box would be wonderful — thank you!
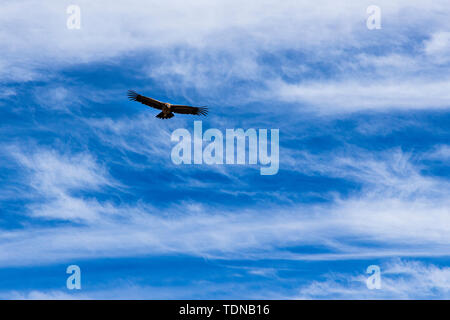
[127,90,208,119]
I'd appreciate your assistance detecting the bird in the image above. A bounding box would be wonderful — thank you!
[127,90,208,119]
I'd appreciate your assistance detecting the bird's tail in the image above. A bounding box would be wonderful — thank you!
[156,112,174,119]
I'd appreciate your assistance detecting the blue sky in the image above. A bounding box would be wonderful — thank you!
[0,0,449,299]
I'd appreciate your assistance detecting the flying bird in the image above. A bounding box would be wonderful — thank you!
[127,90,208,119]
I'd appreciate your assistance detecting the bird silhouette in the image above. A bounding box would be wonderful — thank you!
[128,90,208,119]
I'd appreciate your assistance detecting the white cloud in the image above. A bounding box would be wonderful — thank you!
[297,260,450,299]
[0,147,448,267]
[3,260,447,299]
[424,31,450,63]
[13,148,111,192]
[267,78,450,113]
[9,146,117,222]
[6,290,90,300]
[3,0,450,113]
[284,148,448,198]
[0,282,272,299]
[30,86,84,113]
[86,113,175,163]
[425,145,450,161]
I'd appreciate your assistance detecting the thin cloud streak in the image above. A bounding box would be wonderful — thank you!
[0,146,448,267]
[296,260,450,299]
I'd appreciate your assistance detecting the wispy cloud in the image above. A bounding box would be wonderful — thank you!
[297,260,450,299]
[285,148,448,198]
[3,259,448,299]
[3,0,450,113]
[424,31,450,63]
[268,78,450,113]
[7,146,117,222]
[0,145,448,267]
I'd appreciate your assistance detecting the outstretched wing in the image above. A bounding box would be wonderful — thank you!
[172,105,208,116]
[127,90,165,110]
